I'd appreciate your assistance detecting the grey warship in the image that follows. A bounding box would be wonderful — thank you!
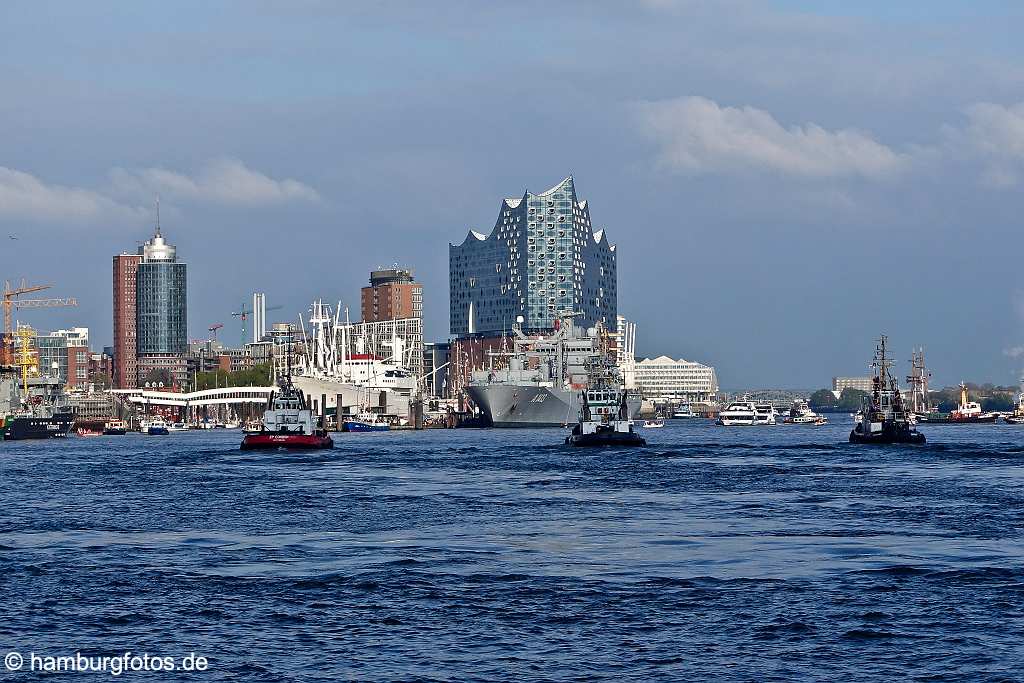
[467,313,640,427]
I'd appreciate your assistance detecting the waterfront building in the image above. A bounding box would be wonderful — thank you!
[112,253,142,388]
[832,376,873,393]
[361,268,423,323]
[135,221,188,386]
[35,327,90,390]
[633,356,719,403]
[449,176,618,337]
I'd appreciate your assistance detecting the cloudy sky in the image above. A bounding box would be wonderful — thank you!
[2,0,1023,389]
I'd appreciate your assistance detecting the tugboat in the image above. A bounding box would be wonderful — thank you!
[849,335,926,445]
[935,383,998,424]
[784,400,827,425]
[566,387,647,447]
[240,378,333,450]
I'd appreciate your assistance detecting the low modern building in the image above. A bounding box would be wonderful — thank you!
[634,356,719,403]
[35,327,90,390]
[832,376,873,393]
[449,176,618,337]
[361,268,423,323]
[423,341,451,398]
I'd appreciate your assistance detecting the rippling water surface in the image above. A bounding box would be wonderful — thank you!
[2,420,1023,681]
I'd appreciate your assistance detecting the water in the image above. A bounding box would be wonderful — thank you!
[2,420,1023,681]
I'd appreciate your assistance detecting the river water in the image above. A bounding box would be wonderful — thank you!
[1,420,1022,681]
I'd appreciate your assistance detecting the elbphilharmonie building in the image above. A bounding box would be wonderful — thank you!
[449,176,618,337]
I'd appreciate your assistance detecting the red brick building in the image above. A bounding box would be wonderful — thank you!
[360,268,423,322]
[112,253,142,389]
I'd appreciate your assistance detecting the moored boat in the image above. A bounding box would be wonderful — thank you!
[103,420,128,435]
[341,413,391,432]
[849,335,925,445]
[141,417,170,435]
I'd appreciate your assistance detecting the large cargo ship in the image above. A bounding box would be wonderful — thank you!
[466,314,640,428]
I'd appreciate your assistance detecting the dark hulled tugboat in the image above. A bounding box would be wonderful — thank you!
[240,376,333,451]
[849,335,926,445]
[566,387,647,447]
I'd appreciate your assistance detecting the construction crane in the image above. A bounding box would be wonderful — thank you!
[208,323,224,342]
[231,302,283,345]
[3,279,79,334]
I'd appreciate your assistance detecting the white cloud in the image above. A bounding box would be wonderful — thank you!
[1004,346,1024,359]
[635,95,907,179]
[941,101,1024,188]
[0,166,145,225]
[110,158,320,206]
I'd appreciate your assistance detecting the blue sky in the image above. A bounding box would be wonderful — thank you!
[2,0,1024,389]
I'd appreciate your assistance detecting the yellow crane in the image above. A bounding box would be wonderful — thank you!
[14,323,38,396]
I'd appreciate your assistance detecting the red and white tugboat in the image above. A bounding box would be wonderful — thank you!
[240,379,333,451]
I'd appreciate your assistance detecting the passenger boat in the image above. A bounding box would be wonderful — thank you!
[672,402,696,419]
[240,378,333,450]
[718,400,777,425]
[103,420,128,435]
[141,417,170,435]
[849,335,925,445]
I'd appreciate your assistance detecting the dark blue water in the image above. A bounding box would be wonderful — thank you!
[2,420,1023,681]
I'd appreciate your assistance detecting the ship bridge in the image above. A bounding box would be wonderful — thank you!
[109,386,276,408]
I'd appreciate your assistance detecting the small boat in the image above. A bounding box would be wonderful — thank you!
[566,386,646,447]
[243,418,262,434]
[672,402,696,419]
[1004,392,1024,424]
[240,378,333,450]
[784,400,827,425]
[141,417,170,436]
[76,426,103,437]
[168,422,190,432]
[103,420,128,436]
[342,412,391,432]
[849,336,925,445]
[640,418,665,428]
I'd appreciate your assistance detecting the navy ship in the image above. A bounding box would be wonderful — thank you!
[467,313,641,428]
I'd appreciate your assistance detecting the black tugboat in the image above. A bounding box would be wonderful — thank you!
[849,335,925,445]
[566,388,647,447]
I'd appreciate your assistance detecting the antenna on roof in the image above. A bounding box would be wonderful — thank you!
[155,195,162,237]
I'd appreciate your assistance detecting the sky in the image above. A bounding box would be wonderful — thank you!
[2,0,1024,390]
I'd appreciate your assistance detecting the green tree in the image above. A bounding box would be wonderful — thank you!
[837,388,870,411]
[982,394,1014,412]
[195,363,272,391]
[808,389,837,410]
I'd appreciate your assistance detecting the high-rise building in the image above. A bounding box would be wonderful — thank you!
[449,176,617,337]
[135,221,188,386]
[252,292,267,343]
[112,253,142,389]
[360,268,423,322]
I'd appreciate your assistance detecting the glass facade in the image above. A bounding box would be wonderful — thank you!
[449,177,617,336]
[137,260,187,355]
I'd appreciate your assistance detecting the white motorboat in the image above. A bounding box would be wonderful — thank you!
[754,403,779,425]
[640,419,665,428]
[717,401,758,426]
[672,402,696,419]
